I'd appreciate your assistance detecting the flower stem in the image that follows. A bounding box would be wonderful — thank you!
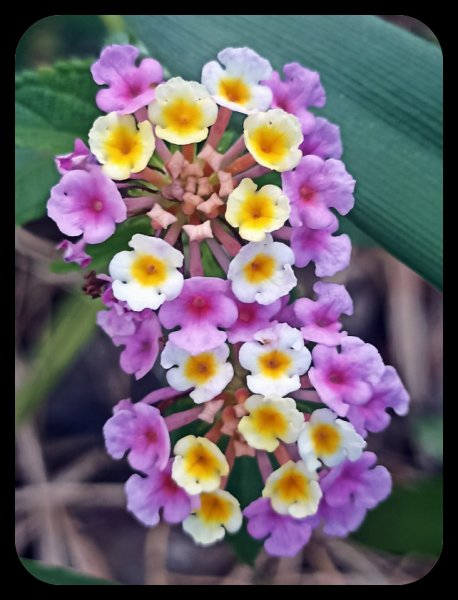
[233,165,270,183]
[257,451,273,483]
[293,389,321,403]
[211,220,242,256]
[124,195,158,217]
[220,134,245,168]
[274,444,291,465]
[226,152,257,176]
[154,134,173,163]
[206,106,232,149]
[164,221,182,246]
[164,406,203,431]
[131,167,169,189]
[140,387,186,405]
[273,226,292,241]
[183,143,195,162]
[206,239,230,273]
[189,240,204,277]
[134,107,148,122]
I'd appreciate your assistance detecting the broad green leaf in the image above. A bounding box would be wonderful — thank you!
[125,15,442,290]
[15,294,101,425]
[226,456,264,565]
[352,477,443,557]
[15,59,100,225]
[201,240,225,278]
[20,558,119,585]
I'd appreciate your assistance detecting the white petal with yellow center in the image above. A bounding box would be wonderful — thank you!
[148,77,218,145]
[263,460,322,519]
[89,113,155,180]
[244,108,303,172]
[201,47,273,114]
[109,234,184,311]
[225,178,290,242]
[238,394,304,451]
[172,436,229,495]
[298,408,366,471]
[160,341,234,404]
[239,323,311,397]
[183,489,242,546]
[227,234,296,305]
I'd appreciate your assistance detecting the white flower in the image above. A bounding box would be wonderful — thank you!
[201,47,272,114]
[239,323,311,397]
[160,341,234,404]
[89,113,155,180]
[244,108,303,172]
[109,234,184,311]
[238,394,304,451]
[298,408,366,471]
[225,178,290,242]
[263,460,322,519]
[148,77,218,144]
[183,489,242,546]
[172,436,229,495]
[227,234,296,305]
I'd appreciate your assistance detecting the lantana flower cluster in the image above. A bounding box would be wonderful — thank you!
[48,45,410,557]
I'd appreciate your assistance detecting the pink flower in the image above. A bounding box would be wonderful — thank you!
[97,306,161,380]
[91,44,163,114]
[347,366,410,437]
[103,401,170,472]
[317,452,392,537]
[125,459,198,526]
[55,139,94,174]
[300,117,342,160]
[282,156,355,229]
[263,63,325,134]
[47,168,126,244]
[293,282,353,346]
[159,277,238,355]
[309,337,385,416]
[56,239,92,268]
[227,297,282,344]
[290,220,351,277]
[244,498,319,557]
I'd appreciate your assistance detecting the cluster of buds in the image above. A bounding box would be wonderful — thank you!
[48,45,410,557]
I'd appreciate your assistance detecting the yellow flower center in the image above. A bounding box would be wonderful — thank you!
[243,252,276,284]
[184,352,218,385]
[251,405,288,437]
[162,98,204,136]
[258,349,292,378]
[238,194,276,230]
[104,125,143,166]
[311,423,342,456]
[183,443,223,481]
[131,254,167,286]
[218,76,251,105]
[198,492,232,524]
[272,469,311,504]
[248,125,289,165]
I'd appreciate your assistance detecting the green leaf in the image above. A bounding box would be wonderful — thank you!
[15,294,101,425]
[201,240,225,278]
[352,477,443,557]
[20,558,119,585]
[15,59,100,225]
[225,456,264,565]
[125,15,442,290]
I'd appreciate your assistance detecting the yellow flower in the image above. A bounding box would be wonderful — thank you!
[148,77,218,144]
[225,178,290,241]
[238,394,304,452]
[263,460,322,518]
[172,435,229,495]
[89,113,155,180]
[243,109,303,172]
[183,489,242,546]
